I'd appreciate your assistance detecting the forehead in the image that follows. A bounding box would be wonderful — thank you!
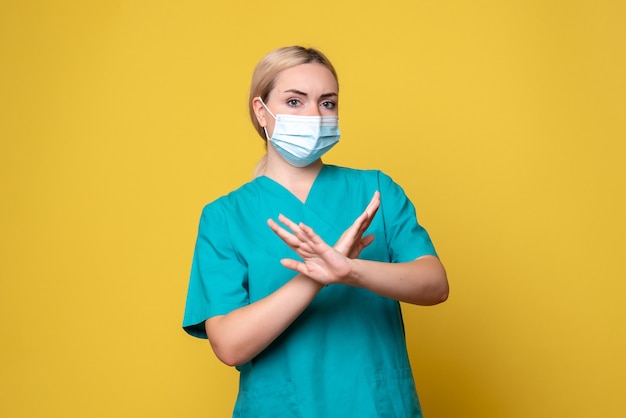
[273,63,338,94]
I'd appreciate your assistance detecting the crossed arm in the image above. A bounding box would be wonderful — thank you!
[205,191,448,366]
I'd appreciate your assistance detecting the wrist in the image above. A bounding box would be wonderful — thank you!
[294,273,325,292]
[342,258,362,286]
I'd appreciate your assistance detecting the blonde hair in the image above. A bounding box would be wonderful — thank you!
[249,46,338,177]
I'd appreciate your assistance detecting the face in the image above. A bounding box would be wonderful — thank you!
[253,63,339,138]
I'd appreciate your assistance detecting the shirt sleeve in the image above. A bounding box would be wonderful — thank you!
[377,171,438,262]
[182,200,249,339]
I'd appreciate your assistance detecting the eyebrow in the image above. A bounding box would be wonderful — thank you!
[283,89,338,99]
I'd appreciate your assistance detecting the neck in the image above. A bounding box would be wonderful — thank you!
[264,150,323,202]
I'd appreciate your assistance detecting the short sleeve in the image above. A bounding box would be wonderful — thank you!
[378,171,438,262]
[182,201,249,339]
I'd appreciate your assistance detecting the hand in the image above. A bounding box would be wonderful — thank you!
[334,191,380,258]
[267,191,380,286]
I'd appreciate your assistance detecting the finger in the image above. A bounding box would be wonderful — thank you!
[333,195,379,255]
[358,194,380,235]
[267,221,316,256]
[292,243,316,257]
[299,223,327,247]
[365,191,381,216]
[358,217,374,238]
[278,214,311,242]
[361,234,375,248]
[280,258,305,274]
[351,192,380,233]
[267,218,288,237]
[267,218,302,248]
[347,210,368,235]
[276,213,299,232]
[333,229,354,256]
[363,191,380,222]
[335,214,367,255]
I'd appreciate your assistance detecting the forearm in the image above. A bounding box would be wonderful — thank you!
[205,274,323,366]
[345,255,448,305]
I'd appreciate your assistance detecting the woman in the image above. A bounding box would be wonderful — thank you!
[183,45,448,417]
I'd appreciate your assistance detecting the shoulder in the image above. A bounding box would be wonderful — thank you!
[323,164,397,189]
[323,164,391,182]
[199,178,263,216]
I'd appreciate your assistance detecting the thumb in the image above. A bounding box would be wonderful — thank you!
[360,234,375,248]
[280,258,301,272]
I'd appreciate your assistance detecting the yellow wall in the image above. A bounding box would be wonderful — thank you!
[1,1,624,417]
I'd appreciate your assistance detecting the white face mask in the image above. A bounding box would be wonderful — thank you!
[259,97,340,167]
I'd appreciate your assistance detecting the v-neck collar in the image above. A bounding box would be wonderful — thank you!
[257,164,330,205]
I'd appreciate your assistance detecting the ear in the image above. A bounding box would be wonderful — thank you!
[252,97,268,128]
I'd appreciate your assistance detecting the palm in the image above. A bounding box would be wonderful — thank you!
[281,223,353,283]
[267,191,380,286]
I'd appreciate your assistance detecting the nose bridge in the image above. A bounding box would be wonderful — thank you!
[305,101,322,116]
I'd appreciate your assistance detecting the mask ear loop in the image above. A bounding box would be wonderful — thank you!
[257,97,276,119]
[257,97,275,141]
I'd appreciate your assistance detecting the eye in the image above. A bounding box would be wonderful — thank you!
[287,98,301,107]
[321,101,336,109]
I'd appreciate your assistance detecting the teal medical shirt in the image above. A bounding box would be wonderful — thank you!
[183,165,437,418]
